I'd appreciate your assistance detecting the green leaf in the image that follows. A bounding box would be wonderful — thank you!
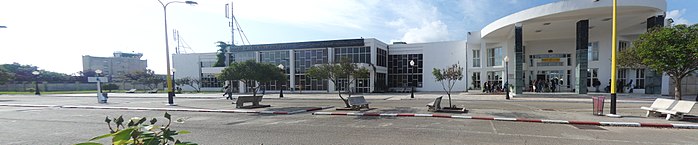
[150,118,157,124]
[112,128,135,143]
[89,133,113,141]
[164,112,171,120]
[75,142,103,145]
[178,130,191,134]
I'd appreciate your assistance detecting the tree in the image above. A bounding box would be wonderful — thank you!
[214,41,231,67]
[175,77,201,92]
[432,63,464,108]
[0,66,13,85]
[124,70,165,90]
[307,58,369,108]
[218,60,285,96]
[0,63,73,83]
[619,24,698,100]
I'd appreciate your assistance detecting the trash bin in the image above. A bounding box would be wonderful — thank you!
[98,93,108,104]
[592,96,605,116]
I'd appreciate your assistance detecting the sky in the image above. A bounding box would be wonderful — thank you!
[0,0,695,75]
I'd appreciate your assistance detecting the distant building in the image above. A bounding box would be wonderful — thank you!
[82,52,147,82]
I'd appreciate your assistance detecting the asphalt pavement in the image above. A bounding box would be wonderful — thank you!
[1,94,698,144]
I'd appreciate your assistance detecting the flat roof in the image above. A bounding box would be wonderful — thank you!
[232,39,365,52]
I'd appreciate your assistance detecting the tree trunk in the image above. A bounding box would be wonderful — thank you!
[447,93,452,108]
[674,78,682,100]
[338,91,350,108]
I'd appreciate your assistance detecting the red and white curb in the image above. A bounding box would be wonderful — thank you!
[0,103,332,115]
[312,112,698,129]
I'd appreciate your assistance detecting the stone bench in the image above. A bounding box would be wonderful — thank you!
[641,98,696,120]
[348,96,370,110]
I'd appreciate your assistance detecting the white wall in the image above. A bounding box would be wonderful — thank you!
[390,40,467,92]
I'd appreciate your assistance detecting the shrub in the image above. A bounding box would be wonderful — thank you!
[76,112,197,145]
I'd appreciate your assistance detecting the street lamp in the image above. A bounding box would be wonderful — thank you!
[504,56,510,100]
[95,69,103,93]
[172,68,176,96]
[409,60,416,98]
[158,0,197,106]
[278,64,284,98]
[32,71,40,95]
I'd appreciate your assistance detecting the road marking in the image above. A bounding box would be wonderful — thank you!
[490,120,498,134]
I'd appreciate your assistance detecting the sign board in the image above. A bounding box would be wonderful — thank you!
[87,77,109,83]
[541,58,561,62]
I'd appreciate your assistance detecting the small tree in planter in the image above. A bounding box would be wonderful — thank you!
[218,60,285,96]
[432,63,464,110]
[307,58,369,108]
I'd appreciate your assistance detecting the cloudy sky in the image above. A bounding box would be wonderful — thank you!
[0,0,695,74]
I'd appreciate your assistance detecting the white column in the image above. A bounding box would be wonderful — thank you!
[327,48,335,92]
[289,50,296,92]
[480,41,487,87]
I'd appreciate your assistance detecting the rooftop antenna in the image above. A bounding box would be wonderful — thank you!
[225,1,252,67]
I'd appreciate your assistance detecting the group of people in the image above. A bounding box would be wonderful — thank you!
[483,81,504,93]
[530,78,560,93]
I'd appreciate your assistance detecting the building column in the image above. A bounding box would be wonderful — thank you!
[514,23,524,94]
[575,20,589,94]
[480,41,487,88]
[327,48,335,92]
[289,50,296,92]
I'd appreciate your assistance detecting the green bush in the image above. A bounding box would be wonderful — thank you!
[102,84,119,92]
[26,88,35,92]
[76,112,197,145]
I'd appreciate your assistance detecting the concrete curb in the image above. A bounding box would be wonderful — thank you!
[0,103,333,115]
[312,112,698,129]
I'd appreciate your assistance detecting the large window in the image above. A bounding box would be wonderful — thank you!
[635,69,645,89]
[486,71,502,88]
[294,49,328,73]
[487,47,502,67]
[377,48,387,67]
[472,50,481,67]
[200,73,223,88]
[587,68,598,87]
[588,42,599,61]
[334,46,370,64]
[619,41,630,52]
[259,51,291,90]
[233,51,256,62]
[471,72,481,89]
[388,54,423,88]
[618,69,628,87]
[293,49,329,91]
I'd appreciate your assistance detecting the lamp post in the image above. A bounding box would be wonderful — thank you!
[409,60,416,98]
[95,69,103,93]
[32,71,40,95]
[504,56,510,100]
[278,64,284,98]
[172,68,176,96]
[158,0,197,106]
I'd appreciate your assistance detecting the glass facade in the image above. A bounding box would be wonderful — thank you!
[472,50,480,67]
[259,50,291,90]
[200,73,223,88]
[377,48,387,67]
[334,46,371,63]
[234,51,256,62]
[388,54,423,88]
[294,49,329,90]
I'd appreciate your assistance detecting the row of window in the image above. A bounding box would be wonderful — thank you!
[334,47,371,63]
[471,41,632,68]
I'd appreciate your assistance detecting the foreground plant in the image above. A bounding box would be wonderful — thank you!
[76,112,196,145]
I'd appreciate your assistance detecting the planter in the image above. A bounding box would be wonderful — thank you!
[440,106,468,113]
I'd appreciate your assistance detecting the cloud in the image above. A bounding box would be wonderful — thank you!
[399,21,450,43]
[666,9,691,25]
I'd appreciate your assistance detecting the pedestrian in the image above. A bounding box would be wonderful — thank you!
[626,80,633,93]
[532,80,537,93]
[551,78,558,92]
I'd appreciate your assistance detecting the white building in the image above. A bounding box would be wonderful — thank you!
[82,52,147,81]
[174,0,695,95]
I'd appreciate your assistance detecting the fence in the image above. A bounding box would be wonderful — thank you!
[0,82,159,92]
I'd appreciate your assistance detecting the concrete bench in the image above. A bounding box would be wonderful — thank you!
[146,89,158,93]
[427,96,443,112]
[235,95,270,109]
[641,98,696,120]
[348,96,370,110]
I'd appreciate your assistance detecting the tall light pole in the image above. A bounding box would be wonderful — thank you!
[32,71,40,95]
[504,56,510,100]
[158,0,197,106]
[609,0,618,115]
[409,60,416,98]
[278,64,284,98]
